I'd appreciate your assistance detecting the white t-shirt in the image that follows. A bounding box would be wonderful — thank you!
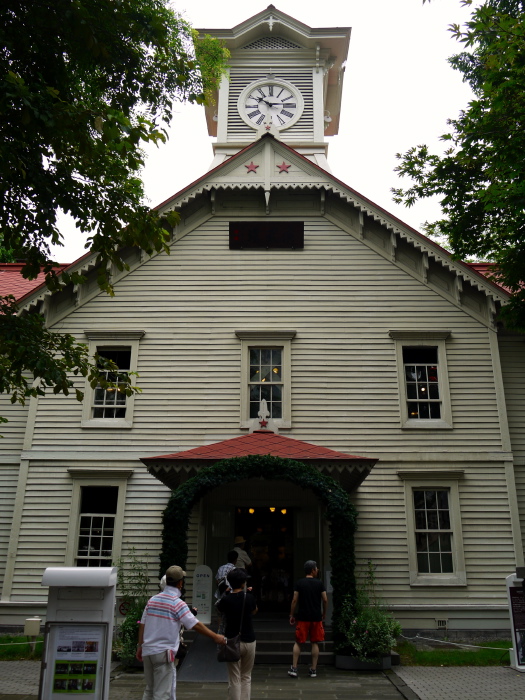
[233,546,251,569]
[140,585,198,656]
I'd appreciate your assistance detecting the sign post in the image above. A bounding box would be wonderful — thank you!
[506,571,525,672]
[193,565,213,624]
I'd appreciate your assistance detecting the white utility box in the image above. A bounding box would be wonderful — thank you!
[38,567,117,699]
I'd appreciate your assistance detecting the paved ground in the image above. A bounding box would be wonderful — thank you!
[393,666,525,700]
[0,661,410,700]
[1,660,525,700]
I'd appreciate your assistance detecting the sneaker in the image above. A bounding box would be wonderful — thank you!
[309,668,317,678]
[288,666,298,678]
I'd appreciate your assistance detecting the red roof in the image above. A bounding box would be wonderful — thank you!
[466,263,511,293]
[142,430,374,463]
[0,263,69,301]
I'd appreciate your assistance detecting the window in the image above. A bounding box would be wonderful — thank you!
[235,330,296,428]
[76,486,118,567]
[82,330,144,428]
[65,468,133,567]
[92,348,130,419]
[389,330,452,429]
[249,347,283,419]
[413,489,453,574]
[398,470,466,586]
[229,222,304,249]
[403,347,441,420]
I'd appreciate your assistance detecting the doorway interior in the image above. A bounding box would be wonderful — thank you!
[235,505,293,613]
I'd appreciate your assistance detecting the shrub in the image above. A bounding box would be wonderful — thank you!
[335,560,401,662]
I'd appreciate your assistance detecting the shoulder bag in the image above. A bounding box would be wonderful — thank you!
[217,590,246,662]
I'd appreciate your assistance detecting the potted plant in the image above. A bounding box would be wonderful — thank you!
[334,561,402,671]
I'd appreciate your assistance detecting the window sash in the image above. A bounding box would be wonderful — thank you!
[76,514,116,567]
[92,369,129,419]
[248,347,283,419]
[413,489,453,574]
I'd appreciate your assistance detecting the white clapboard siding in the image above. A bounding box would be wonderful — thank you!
[0,399,30,454]
[9,465,73,603]
[118,475,172,596]
[2,208,516,619]
[499,336,525,460]
[29,218,502,456]
[498,335,525,550]
[8,462,172,602]
[353,461,515,608]
[0,465,19,592]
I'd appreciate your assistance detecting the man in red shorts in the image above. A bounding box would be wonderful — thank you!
[287,559,328,678]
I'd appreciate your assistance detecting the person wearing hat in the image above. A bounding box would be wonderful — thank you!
[136,565,227,699]
[233,536,252,570]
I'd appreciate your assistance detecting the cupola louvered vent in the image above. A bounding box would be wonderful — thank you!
[241,36,302,50]
[228,69,314,143]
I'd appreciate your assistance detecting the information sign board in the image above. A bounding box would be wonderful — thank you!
[506,573,525,672]
[39,622,109,699]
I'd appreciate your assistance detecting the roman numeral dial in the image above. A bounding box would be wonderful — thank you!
[238,79,304,131]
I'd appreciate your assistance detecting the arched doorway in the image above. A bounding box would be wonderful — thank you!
[160,454,358,631]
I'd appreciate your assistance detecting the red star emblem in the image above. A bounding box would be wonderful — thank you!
[245,161,259,173]
[265,125,272,131]
[259,419,268,428]
[277,161,291,173]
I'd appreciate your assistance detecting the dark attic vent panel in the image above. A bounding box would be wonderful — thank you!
[229,222,304,249]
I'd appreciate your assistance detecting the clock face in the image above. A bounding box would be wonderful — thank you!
[238,80,303,131]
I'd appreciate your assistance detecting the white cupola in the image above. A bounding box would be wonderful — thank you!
[197,5,351,172]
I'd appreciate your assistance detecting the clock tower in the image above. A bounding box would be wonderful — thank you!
[198,5,350,172]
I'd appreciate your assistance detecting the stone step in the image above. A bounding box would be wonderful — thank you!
[255,630,333,641]
[254,650,334,665]
[256,639,334,652]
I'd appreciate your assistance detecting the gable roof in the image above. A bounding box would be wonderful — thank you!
[154,134,509,316]
[141,429,376,491]
[15,133,510,330]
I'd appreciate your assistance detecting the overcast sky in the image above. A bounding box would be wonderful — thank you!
[53,0,475,262]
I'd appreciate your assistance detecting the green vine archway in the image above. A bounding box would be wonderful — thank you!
[161,454,358,637]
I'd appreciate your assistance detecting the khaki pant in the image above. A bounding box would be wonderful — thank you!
[142,651,176,700]
[226,641,256,700]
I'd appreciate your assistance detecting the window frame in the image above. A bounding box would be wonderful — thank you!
[235,330,296,429]
[65,468,133,567]
[389,330,453,429]
[81,330,144,429]
[398,470,466,586]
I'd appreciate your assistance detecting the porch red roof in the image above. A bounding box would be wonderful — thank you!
[142,430,374,463]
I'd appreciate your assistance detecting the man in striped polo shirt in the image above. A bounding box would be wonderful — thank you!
[136,565,226,699]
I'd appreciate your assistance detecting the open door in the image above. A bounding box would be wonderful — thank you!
[234,506,294,612]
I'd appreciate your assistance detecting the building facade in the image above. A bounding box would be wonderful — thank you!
[1,6,524,635]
